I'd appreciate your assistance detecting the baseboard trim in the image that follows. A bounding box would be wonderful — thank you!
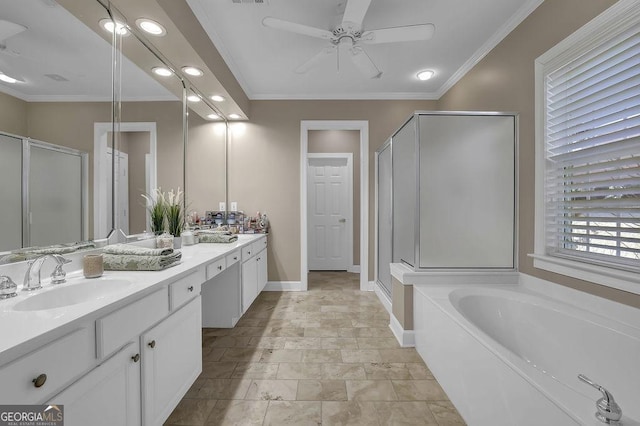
[264,281,304,291]
[374,283,392,314]
[348,265,361,273]
[390,314,415,348]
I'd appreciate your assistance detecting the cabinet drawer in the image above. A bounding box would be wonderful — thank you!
[97,288,168,359]
[0,327,95,404]
[241,244,255,261]
[225,250,240,267]
[170,270,202,311]
[206,258,226,280]
[258,236,268,250]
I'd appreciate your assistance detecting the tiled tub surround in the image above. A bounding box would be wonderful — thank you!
[165,272,465,426]
[413,274,640,426]
[0,234,265,425]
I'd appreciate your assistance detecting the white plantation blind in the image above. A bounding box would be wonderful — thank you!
[543,23,640,271]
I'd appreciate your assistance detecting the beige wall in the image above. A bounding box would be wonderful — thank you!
[0,92,28,136]
[309,130,361,266]
[436,0,640,308]
[186,113,226,218]
[227,100,436,282]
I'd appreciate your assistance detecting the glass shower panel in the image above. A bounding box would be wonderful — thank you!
[376,142,393,295]
[29,145,83,246]
[0,134,23,251]
[392,117,417,267]
[418,114,515,268]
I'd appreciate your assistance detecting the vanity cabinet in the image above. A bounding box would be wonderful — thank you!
[202,250,242,328]
[49,272,202,425]
[241,236,268,313]
[49,342,141,426]
[141,296,202,426]
[0,326,95,404]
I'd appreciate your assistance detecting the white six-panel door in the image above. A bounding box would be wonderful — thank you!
[307,154,353,270]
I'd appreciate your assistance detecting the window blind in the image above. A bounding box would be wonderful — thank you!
[544,24,640,271]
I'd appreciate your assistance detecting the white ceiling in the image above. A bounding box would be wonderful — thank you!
[0,0,175,102]
[187,0,542,100]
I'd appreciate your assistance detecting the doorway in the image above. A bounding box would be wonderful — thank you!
[307,153,353,271]
[300,120,369,292]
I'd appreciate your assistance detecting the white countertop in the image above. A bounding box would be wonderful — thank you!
[0,234,264,365]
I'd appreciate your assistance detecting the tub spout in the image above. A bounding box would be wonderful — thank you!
[578,374,622,424]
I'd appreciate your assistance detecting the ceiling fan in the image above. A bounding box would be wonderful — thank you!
[0,19,27,57]
[262,0,434,79]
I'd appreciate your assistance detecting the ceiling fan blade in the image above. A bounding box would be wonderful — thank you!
[262,17,333,40]
[341,0,371,30]
[0,20,27,42]
[349,46,381,79]
[295,46,336,74]
[360,24,435,44]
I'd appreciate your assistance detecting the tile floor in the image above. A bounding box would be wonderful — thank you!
[165,271,465,425]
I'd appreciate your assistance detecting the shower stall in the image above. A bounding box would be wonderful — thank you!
[376,111,518,296]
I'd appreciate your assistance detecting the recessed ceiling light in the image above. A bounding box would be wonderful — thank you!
[182,66,203,77]
[0,73,18,84]
[228,114,241,120]
[187,95,201,102]
[210,95,225,102]
[417,70,435,81]
[136,18,166,36]
[152,67,173,77]
[207,113,220,120]
[100,19,128,35]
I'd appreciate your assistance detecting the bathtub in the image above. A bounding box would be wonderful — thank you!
[413,275,640,426]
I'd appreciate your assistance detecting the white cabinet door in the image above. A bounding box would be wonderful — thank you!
[241,257,258,313]
[50,342,141,426]
[257,249,268,293]
[141,296,202,426]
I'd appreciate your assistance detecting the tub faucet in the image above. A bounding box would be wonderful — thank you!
[578,374,622,424]
[23,254,71,291]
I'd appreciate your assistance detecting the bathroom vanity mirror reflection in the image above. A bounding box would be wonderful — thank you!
[0,0,189,255]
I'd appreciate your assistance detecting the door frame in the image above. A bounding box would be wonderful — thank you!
[300,120,369,292]
[307,153,354,271]
[94,122,157,239]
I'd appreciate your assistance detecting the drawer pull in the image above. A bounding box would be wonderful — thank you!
[148,340,156,349]
[32,374,47,388]
[132,354,140,363]
[218,265,223,271]
[233,256,238,260]
[187,286,194,292]
[247,251,251,255]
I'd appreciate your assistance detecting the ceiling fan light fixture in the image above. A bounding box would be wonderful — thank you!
[0,73,18,84]
[152,67,173,77]
[182,66,203,77]
[210,95,225,102]
[100,19,128,36]
[417,70,435,81]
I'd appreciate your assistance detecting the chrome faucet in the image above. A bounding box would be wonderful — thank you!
[23,254,71,291]
[578,374,622,424]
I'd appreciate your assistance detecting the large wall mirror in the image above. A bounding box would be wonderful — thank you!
[0,0,228,259]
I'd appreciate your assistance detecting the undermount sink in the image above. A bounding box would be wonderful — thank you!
[13,278,132,311]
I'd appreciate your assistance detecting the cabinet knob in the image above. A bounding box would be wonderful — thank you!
[32,374,47,388]
[218,265,223,270]
[148,340,156,349]
[132,353,140,363]
[248,251,251,255]
[187,286,194,292]
[233,256,238,260]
